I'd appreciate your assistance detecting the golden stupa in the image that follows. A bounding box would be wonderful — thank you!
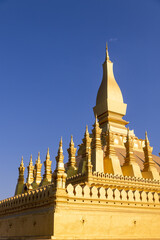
[0,45,160,240]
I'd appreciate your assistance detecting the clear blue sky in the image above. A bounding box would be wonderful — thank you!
[0,0,160,199]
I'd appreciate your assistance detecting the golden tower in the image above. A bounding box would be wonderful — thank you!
[1,45,160,240]
[93,43,128,134]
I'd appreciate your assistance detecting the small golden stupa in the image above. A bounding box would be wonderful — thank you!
[0,45,160,240]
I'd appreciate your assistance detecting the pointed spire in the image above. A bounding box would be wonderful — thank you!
[143,131,155,171]
[29,154,33,166]
[42,147,52,185]
[124,127,136,165]
[37,152,41,163]
[142,131,160,180]
[20,156,24,167]
[145,131,149,142]
[82,125,92,175]
[83,125,91,150]
[58,137,63,155]
[92,115,102,150]
[33,152,42,185]
[67,135,77,169]
[91,115,104,172]
[105,42,110,61]
[15,156,26,195]
[71,135,74,145]
[85,125,89,137]
[53,137,67,189]
[18,156,25,183]
[26,154,34,185]
[93,43,127,133]
[95,114,98,124]
[55,137,65,169]
[46,147,50,160]
[95,115,98,127]
[145,131,151,149]
[121,128,142,178]
[105,124,116,157]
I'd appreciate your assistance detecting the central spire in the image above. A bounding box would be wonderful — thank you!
[93,43,128,133]
[105,42,110,61]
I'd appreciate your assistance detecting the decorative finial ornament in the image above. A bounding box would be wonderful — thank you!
[86,125,89,134]
[56,137,64,167]
[124,127,136,165]
[15,156,26,195]
[18,156,25,182]
[85,125,90,139]
[142,131,160,180]
[92,115,102,150]
[58,136,63,154]
[20,156,24,167]
[81,125,92,175]
[42,147,52,185]
[26,154,34,185]
[143,132,154,168]
[67,135,77,170]
[70,135,74,147]
[105,124,116,157]
[91,115,103,172]
[145,131,149,142]
[46,147,50,159]
[95,114,98,125]
[121,127,142,177]
[37,152,41,163]
[83,125,91,147]
[33,152,42,186]
[29,154,33,165]
[53,137,67,189]
[105,42,109,61]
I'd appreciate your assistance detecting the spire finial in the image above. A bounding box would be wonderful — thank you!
[105,42,109,61]
[71,135,73,144]
[26,154,34,185]
[142,130,157,176]
[46,147,50,159]
[42,147,52,185]
[67,135,77,170]
[95,114,98,124]
[58,137,63,154]
[29,154,33,165]
[20,156,24,167]
[145,131,148,141]
[85,125,90,139]
[86,125,88,134]
[60,136,62,146]
[37,152,40,163]
[55,137,64,166]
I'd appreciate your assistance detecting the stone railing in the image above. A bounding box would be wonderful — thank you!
[1,180,160,217]
[66,183,160,207]
[66,172,86,184]
[67,171,160,191]
[92,171,159,183]
[0,184,55,215]
[91,171,160,191]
